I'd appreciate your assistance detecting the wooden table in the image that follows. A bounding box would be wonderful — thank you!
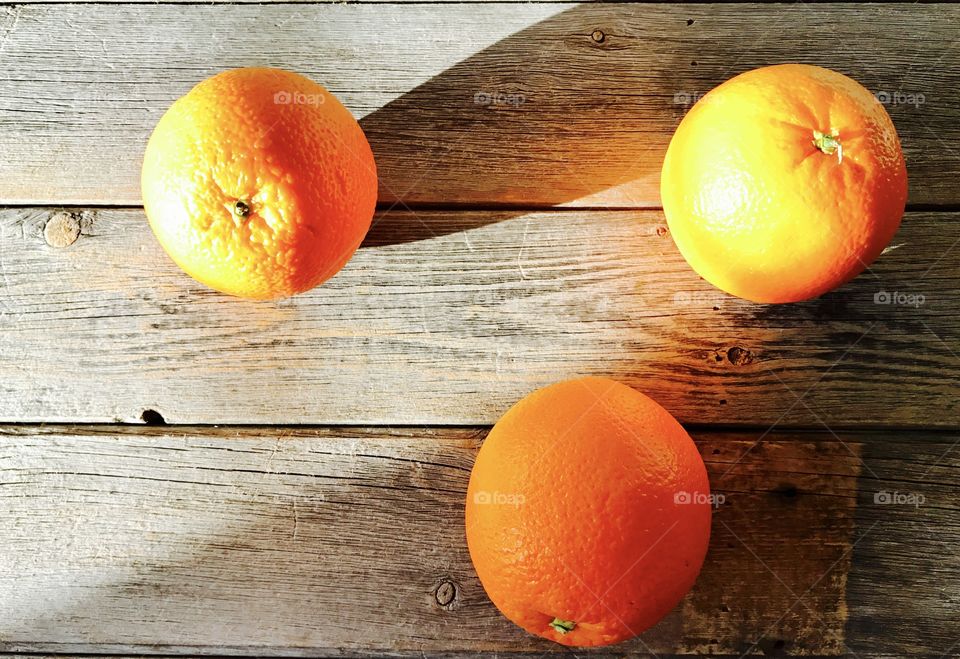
[1,2,958,656]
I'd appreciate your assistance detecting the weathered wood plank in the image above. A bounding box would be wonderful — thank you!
[1,426,957,655]
[0,3,957,206]
[846,436,960,657]
[1,207,958,426]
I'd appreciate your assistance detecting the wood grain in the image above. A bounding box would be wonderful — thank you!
[2,207,958,426]
[0,3,957,206]
[0,209,960,429]
[2,425,956,656]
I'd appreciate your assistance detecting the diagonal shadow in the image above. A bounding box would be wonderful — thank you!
[357,2,957,247]
[358,3,700,246]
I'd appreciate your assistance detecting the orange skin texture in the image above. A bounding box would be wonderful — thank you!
[465,377,711,647]
[141,67,378,299]
[661,64,908,303]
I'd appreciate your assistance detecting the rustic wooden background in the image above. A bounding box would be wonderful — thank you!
[1,2,959,657]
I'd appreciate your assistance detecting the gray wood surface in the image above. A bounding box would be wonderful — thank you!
[2,2,959,656]
[1,207,957,427]
[1,425,957,656]
[0,3,957,206]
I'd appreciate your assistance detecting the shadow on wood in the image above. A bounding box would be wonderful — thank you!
[359,3,690,246]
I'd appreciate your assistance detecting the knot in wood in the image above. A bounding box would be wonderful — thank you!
[44,212,81,248]
[434,580,457,607]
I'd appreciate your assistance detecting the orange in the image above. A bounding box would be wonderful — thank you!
[661,64,907,303]
[465,377,711,647]
[141,67,377,299]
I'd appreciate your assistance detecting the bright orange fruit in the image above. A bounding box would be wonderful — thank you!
[661,64,908,303]
[465,377,711,647]
[142,67,377,299]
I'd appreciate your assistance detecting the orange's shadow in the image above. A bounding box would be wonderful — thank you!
[358,4,704,245]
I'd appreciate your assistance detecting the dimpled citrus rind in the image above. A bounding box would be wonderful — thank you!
[661,64,907,303]
[142,67,378,299]
[466,376,712,647]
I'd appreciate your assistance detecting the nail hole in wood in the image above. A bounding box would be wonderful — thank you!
[757,637,787,655]
[141,409,166,426]
[773,483,798,499]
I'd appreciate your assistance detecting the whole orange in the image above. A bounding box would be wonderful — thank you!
[465,377,711,647]
[661,64,908,303]
[141,67,377,299]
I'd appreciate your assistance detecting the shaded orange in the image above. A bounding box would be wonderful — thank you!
[465,377,711,647]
